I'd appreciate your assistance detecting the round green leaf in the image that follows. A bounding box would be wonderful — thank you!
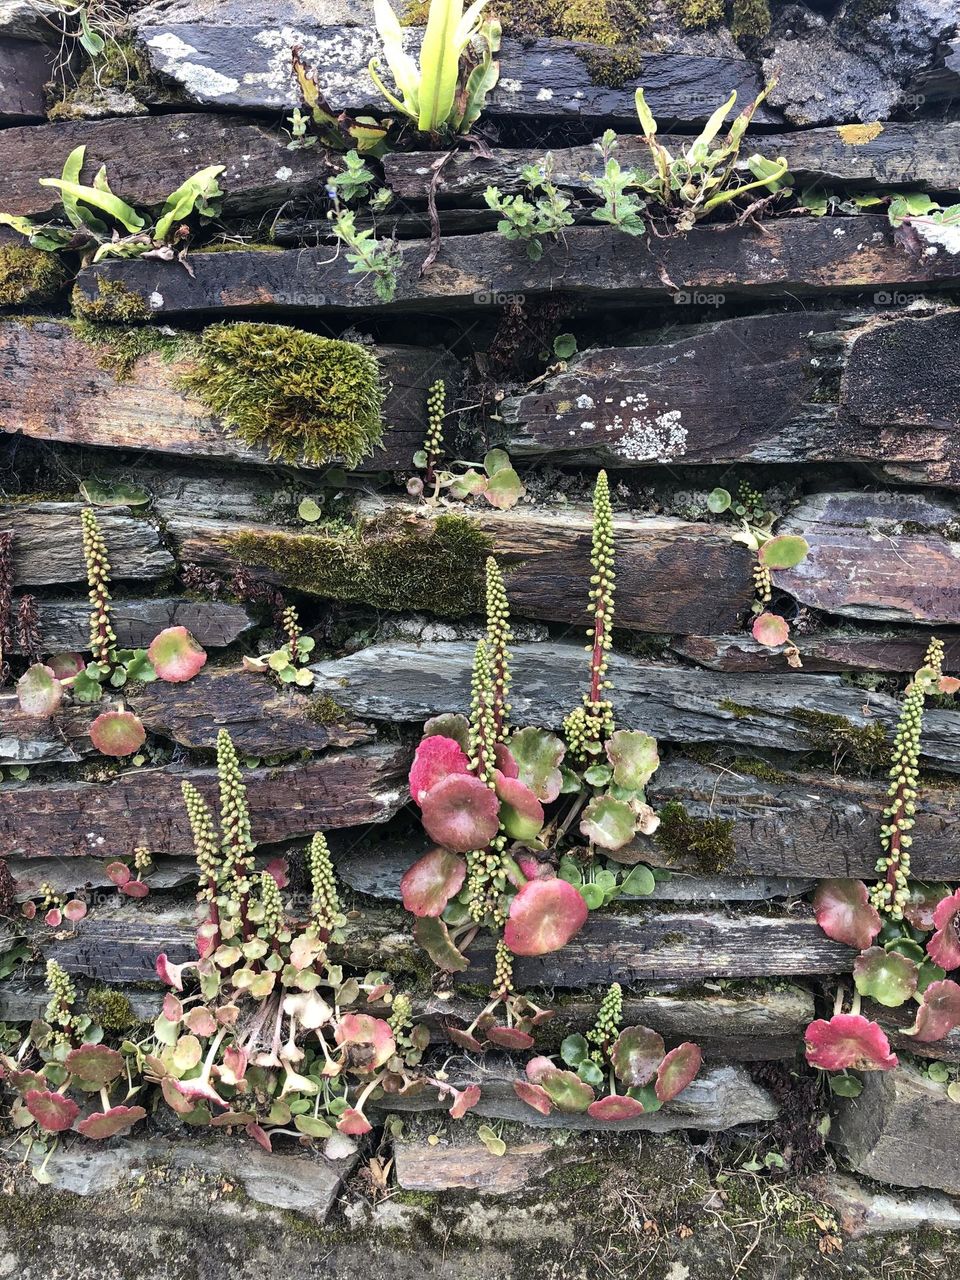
[759,535,809,570]
[707,488,731,513]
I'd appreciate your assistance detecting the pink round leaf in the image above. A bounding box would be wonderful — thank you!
[911,979,960,1042]
[752,612,791,648]
[605,730,660,790]
[422,714,470,752]
[47,652,85,679]
[121,879,149,898]
[525,1056,555,1084]
[335,1013,396,1073]
[25,1089,80,1133]
[539,1067,595,1113]
[409,735,469,806]
[494,743,519,778]
[448,1083,481,1119]
[587,1094,646,1122]
[420,772,500,853]
[17,664,63,718]
[853,946,919,1008]
[655,1042,703,1102]
[485,1025,535,1051]
[337,1107,372,1135]
[147,626,207,682]
[494,772,545,841]
[400,848,467,918]
[63,899,87,922]
[105,861,132,887]
[813,879,882,950]
[513,1080,553,1115]
[579,794,637,852]
[904,882,951,932]
[76,1105,146,1140]
[610,1025,666,1088]
[939,675,960,695]
[65,1044,124,1087]
[508,727,566,802]
[446,1025,484,1053]
[89,709,146,757]
[927,889,960,971]
[504,878,589,956]
[21,901,37,920]
[44,907,63,928]
[804,1014,898,1072]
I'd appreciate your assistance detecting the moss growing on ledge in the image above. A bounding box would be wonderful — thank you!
[730,0,771,39]
[72,278,150,324]
[790,708,887,771]
[228,513,492,618]
[655,800,736,873]
[308,693,349,725]
[178,323,385,468]
[671,0,725,29]
[0,247,67,307]
[71,318,187,382]
[85,987,136,1032]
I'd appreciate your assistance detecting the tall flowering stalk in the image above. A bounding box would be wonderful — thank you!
[215,729,257,927]
[870,638,944,919]
[564,471,616,758]
[80,508,117,670]
[485,557,512,743]
[182,780,221,941]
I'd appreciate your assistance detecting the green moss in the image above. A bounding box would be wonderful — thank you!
[847,0,893,24]
[86,986,136,1031]
[72,278,150,324]
[308,693,348,725]
[48,38,154,119]
[228,512,491,618]
[718,698,762,720]
[730,0,771,38]
[671,0,725,29]
[0,247,67,306]
[790,708,888,770]
[71,318,187,382]
[578,45,645,88]
[545,1160,604,1192]
[729,757,789,784]
[655,800,736,873]
[392,1190,442,1209]
[177,322,385,468]
[192,242,285,254]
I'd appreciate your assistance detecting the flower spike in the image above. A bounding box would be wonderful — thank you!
[80,507,117,669]
[485,557,513,743]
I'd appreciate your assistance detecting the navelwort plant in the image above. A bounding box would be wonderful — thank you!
[0,146,225,265]
[409,379,525,508]
[243,605,317,688]
[400,474,667,1068]
[805,641,960,1096]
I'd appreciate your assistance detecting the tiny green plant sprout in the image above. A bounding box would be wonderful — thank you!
[0,145,225,265]
[329,205,404,304]
[150,731,478,1141]
[369,0,502,136]
[409,379,525,508]
[707,484,809,664]
[400,474,661,1046]
[243,605,316,688]
[806,641,960,1097]
[290,47,389,155]
[15,508,207,757]
[514,983,702,1122]
[484,154,575,261]
[887,192,960,256]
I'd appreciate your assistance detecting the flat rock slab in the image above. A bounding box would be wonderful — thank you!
[394,1127,555,1194]
[74,218,960,318]
[379,1060,779,1133]
[671,629,960,675]
[0,37,51,121]
[134,14,774,124]
[6,597,254,655]
[0,319,461,473]
[835,1064,960,1195]
[1,113,334,220]
[0,502,174,586]
[0,743,407,858]
[817,1172,960,1239]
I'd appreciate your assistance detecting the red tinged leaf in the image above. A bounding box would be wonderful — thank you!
[21,901,37,920]
[485,1025,535,1050]
[63,899,87,922]
[16,664,63,717]
[264,856,290,889]
[246,1121,273,1152]
[804,1014,898,1071]
[494,772,545,841]
[813,879,882,950]
[420,772,501,853]
[25,1089,80,1133]
[47,652,85,679]
[751,612,790,647]
[408,735,469,805]
[587,1095,646,1122]
[509,727,566,803]
[927,889,960,971]
[337,1107,372,1135]
[105,861,132,887]
[76,1105,146,1140]
[65,1044,124,1087]
[910,979,960,1042]
[853,947,918,1008]
[414,916,470,972]
[147,626,207,682]
[121,879,150,898]
[904,882,951,932]
[44,907,62,928]
[335,1013,396,1073]
[610,1025,665,1088]
[446,1025,484,1052]
[939,676,960,695]
[400,848,467,917]
[538,1068,595,1112]
[655,1042,703,1102]
[525,1056,555,1084]
[448,1083,481,1119]
[89,709,146,757]
[504,879,589,956]
[494,743,519,778]
[513,1080,553,1115]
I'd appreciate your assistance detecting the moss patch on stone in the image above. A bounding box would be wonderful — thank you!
[177,322,385,468]
[671,0,725,29]
[790,708,888,771]
[71,318,187,382]
[655,799,736,873]
[0,247,67,307]
[308,693,348,725]
[730,0,771,38]
[228,513,491,618]
[86,986,136,1031]
[72,278,150,324]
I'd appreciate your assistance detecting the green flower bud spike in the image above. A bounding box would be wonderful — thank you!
[216,729,256,910]
[468,637,498,785]
[870,638,944,919]
[485,557,513,743]
[309,831,341,936]
[389,992,413,1037]
[423,379,446,485]
[282,605,302,664]
[182,780,221,922]
[258,869,284,943]
[44,959,78,1042]
[80,507,117,669]
[587,981,623,1064]
[564,470,616,758]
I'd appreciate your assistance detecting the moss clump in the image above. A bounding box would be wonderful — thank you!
[48,38,153,120]
[730,0,771,38]
[72,278,150,324]
[0,247,67,307]
[71,318,186,382]
[847,0,893,25]
[308,693,348,725]
[178,323,385,468]
[655,800,736,873]
[790,708,887,771]
[229,513,491,619]
[86,986,135,1031]
[729,757,789,784]
[672,0,725,29]
[718,698,762,720]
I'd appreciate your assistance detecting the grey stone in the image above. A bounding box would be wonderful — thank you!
[818,1172,960,1238]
